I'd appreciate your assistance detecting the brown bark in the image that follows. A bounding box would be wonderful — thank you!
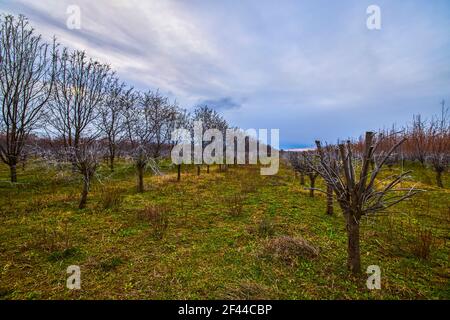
[137,166,144,192]
[177,164,181,181]
[436,170,444,188]
[309,175,316,197]
[326,184,333,215]
[207,165,210,173]
[346,213,361,274]
[10,164,17,183]
[197,165,200,176]
[79,177,90,209]
[300,173,305,185]
[109,154,115,172]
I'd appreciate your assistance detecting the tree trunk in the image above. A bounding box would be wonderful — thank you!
[10,164,17,183]
[326,184,333,215]
[79,176,90,209]
[137,166,144,192]
[309,175,315,197]
[109,154,115,172]
[177,164,181,181]
[436,170,444,188]
[197,165,200,176]
[207,165,210,173]
[346,213,361,274]
[300,173,305,185]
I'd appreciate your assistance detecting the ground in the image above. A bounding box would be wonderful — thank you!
[0,160,448,299]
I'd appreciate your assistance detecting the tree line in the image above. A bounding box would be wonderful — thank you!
[0,14,230,207]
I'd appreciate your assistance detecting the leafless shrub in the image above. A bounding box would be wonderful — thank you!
[99,186,124,209]
[137,205,169,239]
[225,194,245,217]
[257,217,275,238]
[411,228,434,260]
[31,221,72,254]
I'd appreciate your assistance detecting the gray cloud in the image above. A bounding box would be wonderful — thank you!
[198,97,242,111]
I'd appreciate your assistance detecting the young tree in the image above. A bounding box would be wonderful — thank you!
[72,142,103,209]
[47,48,110,154]
[310,132,419,274]
[140,90,178,159]
[98,76,127,171]
[0,14,56,182]
[192,105,228,174]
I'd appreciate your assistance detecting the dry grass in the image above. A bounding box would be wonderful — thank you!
[262,236,319,266]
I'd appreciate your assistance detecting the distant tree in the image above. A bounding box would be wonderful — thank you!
[0,14,57,182]
[288,152,306,185]
[193,105,228,174]
[426,103,449,188]
[98,76,127,171]
[140,90,178,159]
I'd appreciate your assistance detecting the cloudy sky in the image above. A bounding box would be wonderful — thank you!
[1,0,449,148]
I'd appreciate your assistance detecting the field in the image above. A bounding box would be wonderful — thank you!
[0,160,448,300]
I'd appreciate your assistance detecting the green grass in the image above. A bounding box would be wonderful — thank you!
[0,159,448,299]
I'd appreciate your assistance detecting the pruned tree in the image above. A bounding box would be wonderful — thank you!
[302,151,320,198]
[0,14,57,182]
[310,132,420,274]
[288,152,307,185]
[425,103,449,188]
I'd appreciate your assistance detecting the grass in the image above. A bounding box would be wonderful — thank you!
[0,159,448,300]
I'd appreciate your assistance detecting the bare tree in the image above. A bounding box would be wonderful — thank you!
[426,102,449,188]
[47,48,110,154]
[170,108,191,181]
[310,132,420,274]
[72,142,103,209]
[0,14,56,182]
[193,105,228,174]
[123,91,163,192]
[143,91,178,159]
[288,152,306,185]
[98,76,127,171]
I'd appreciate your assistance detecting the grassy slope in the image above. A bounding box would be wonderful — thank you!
[0,160,448,300]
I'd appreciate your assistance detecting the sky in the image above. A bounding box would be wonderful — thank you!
[1,0,449,149]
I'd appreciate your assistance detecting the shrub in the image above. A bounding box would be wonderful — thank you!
[257,217,275,238]
[99,257,124,272]
[411,228,434,260]
[100,187,123,209]
[226,194,245,217]
[138,206,169,239]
